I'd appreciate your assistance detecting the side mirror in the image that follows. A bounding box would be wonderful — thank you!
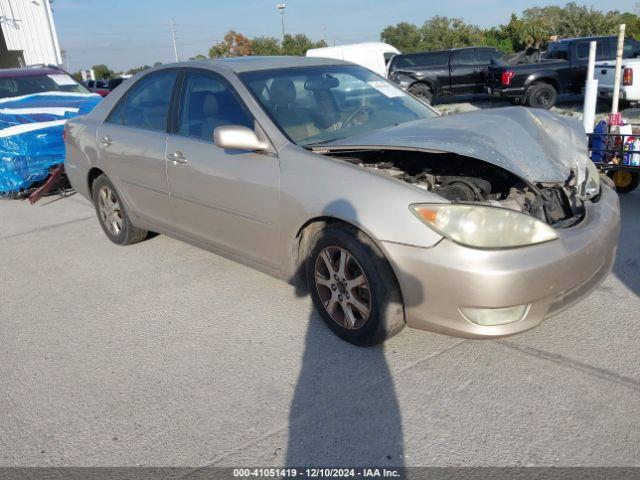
[213,125,269,152]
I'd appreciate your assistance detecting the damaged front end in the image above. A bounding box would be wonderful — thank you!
[323,148,599,229]
[316,107,602,230]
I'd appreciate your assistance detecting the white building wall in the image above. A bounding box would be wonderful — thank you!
[0,0,62,66]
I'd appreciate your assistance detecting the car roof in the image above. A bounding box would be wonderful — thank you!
[394,47,486,57]
[553,35,615,44]
[162,56,350,74]
[0,66,65,78]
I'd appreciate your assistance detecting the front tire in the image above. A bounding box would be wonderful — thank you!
[92,174,148,245]
[408,83,434,105]
[306,224,405,346]
[526,82,557,109]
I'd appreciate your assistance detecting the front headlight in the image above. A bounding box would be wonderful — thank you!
[411,204,558,249]
[583,160,601,200]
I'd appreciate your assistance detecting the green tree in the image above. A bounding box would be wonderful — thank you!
[380,22,423,52]
[281,34,326,56]
[92,64,114,80]
[420,16,484,50]
[126,65,151,75]
[482,27,515,54]
[621,12,640,39]
[521,3,625,39]
[189,54,208,61]
[252,36,282,56]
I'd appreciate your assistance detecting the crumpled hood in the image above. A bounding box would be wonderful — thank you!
[325,106,588,185]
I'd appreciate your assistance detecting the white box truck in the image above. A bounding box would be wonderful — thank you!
[306,42,400,78]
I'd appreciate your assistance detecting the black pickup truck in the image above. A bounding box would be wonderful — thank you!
[487,36,640,109]
[387,47,505,104]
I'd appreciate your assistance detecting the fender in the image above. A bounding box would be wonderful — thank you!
[524,71,562,94]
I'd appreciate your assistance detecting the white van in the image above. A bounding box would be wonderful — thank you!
[306,42,400,78]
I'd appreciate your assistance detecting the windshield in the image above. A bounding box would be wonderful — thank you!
[0,72,89,99]
[240,65,437,146]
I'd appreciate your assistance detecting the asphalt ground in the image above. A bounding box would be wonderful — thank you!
[1,188,639,468]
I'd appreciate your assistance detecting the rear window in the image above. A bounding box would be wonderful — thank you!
[0,72,89,98]
[391,52,450,69]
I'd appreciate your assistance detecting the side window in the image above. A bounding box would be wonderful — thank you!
[106,70,177,131]
[177,71,254,141]
[451,49,478,65]
[477,49,502,64]
[575,42,590,61]
[624,38,640,58]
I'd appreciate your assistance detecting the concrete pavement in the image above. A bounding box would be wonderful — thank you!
[1,190,638,467]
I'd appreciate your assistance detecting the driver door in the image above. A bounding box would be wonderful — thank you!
[165,69,280,270]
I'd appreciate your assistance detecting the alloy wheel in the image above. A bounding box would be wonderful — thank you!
[314,246,372,330]
[97,185,123,236]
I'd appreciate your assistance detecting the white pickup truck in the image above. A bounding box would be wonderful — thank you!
[595,58,639,105]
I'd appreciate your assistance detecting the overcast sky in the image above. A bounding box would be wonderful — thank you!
[53,0,636,73]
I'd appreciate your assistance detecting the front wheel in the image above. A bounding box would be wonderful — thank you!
[408,83,434,105]
[608,170,640,194]
[306,224,405,346]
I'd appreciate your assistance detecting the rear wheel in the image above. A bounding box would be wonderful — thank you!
[306,224,405,346]
[408,83,433,105]
[608,170,640,194]
[526,82,557,109]
[92,174,148,245]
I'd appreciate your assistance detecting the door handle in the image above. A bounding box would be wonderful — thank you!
[167,151,188,164]
[100,135,113,146]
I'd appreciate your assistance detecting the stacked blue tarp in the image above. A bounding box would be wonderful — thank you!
[0,92,102,194]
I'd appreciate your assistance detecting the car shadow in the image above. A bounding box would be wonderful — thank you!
[613,190,640,296]
[284,200,424,467]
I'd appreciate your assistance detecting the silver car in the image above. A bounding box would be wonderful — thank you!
[64,57,620,346]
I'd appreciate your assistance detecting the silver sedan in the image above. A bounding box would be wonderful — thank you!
[64,57,620,346]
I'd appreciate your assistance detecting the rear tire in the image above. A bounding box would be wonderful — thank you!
[408,83,434,105]
[91,174,148,245]
[526,82,557,109]
[306,223,405,346]
[608,170,640,194]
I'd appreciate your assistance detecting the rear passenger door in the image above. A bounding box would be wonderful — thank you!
[476,48,503,92]
[97,69,177,227]
[450,49,480,95]
[165,69,280,269]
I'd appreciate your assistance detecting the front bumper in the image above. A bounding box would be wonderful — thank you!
[382,184,620,339]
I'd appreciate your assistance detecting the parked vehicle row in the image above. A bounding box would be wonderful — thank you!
[487,36,640,109]
[65,57,620,346]
[83,77,126,97]
[362,35,640,109]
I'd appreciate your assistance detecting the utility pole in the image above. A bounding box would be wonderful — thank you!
[276,4,286,41]
[170,19,179,62]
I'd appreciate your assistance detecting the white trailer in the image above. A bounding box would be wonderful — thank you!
[306,42,400,78]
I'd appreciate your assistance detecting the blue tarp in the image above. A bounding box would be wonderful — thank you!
[0,92,101,193]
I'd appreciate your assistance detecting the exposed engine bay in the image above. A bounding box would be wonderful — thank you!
[329,150,588,228]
